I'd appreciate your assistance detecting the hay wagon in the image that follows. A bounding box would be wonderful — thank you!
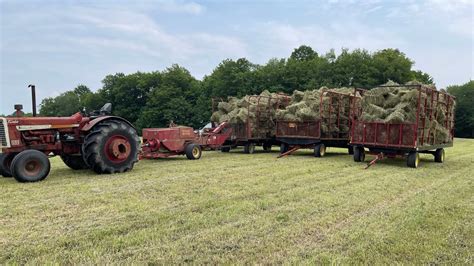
[350,84,455,168]
[276,89,362,157]
[215,94,290,154]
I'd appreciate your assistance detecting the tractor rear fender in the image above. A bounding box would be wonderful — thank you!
[81,116,136,132]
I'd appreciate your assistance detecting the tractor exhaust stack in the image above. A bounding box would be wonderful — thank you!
[28,84,37,117]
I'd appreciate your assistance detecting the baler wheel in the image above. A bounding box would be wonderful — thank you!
[61,154,88,170]
[353,146,365,162]
[244,143,255,154]
[434,148,445,163]
[10,150,50,183]
[0,153,16,177]
[314,144,326,157]
[83,120,140,174]
[186,144,202,160]
[407,152,420,168]
[221,147,231,153]
[280,143,289,154]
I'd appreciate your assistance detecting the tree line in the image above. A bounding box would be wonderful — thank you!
[31,45,472,137]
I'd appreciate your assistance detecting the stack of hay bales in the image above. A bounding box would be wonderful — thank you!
[360,80,454,144]
[211,90,289,138]
[275,87,358,137]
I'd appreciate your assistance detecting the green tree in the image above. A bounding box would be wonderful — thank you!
[372,49,414,84]
[290,45,318,61]
[136,65,204,129]
[447,81,474,138]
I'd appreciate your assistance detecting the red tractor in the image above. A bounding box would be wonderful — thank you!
[140,122,232,160]
[0,86,140,182]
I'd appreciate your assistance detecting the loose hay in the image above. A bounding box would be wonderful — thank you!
[360,80,455,145]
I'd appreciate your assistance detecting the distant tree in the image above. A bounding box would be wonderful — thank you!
[202,58,257,98]
[331,48,378,87]
[290,45,318,61]
[410,70,434,84]
[447,80,474,138]
[136,65,204,129]
[372,49,414,84]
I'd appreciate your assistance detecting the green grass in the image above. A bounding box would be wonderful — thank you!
[1,139,473,264]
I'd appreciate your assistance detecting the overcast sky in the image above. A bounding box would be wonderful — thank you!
[1,0,473,114]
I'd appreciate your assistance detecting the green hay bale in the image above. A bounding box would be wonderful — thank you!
[211,110,225,122]
[291,90,305,103]
[218,102,232,113]
[295,106,318,121]
[383,93,400,108]
[364,104,387,118]
[384,109,406,123]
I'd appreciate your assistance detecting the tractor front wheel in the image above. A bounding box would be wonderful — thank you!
[186,144,202,160]
[0,153,16,177]
[10,150,50,183]
[61,154,88,170]
[83,120,140,174]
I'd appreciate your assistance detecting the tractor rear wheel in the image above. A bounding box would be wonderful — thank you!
[11,150,50,183]
[0,153,16,177]
[314,143,326,157]
[434,148,445,163]
[61,154,88,170]
[186,144,202,160]
[407,152,420,168]
[244,143,255,154]
[353,146,365,162]
[83,120,140,174]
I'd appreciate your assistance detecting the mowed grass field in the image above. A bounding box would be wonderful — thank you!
[1,139,473,264]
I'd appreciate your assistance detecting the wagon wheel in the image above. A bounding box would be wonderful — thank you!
[244,143,255,154]
[314,144,326,157]
[353,146,365,162]
[280,143,289,154]
[407,152,420,168]
[434,148,445,163]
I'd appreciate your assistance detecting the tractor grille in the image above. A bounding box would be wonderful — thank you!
[0,118,9,148]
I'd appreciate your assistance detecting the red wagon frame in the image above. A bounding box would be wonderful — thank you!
[349,84,455,168]
[276,88,364,157]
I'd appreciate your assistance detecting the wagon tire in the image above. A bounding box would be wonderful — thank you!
[280,143,289,154]
[244,143,255,154]
[434,148,445,163]
[61,154,88,170]
[348,146,354,155]
[0,153,16,177]
[83,120,139,174]
[407,152,420,168]
[11,150,50,183]
[353,146,365,162]
[314,144,326,157]
[221,146,231,153]
[186,144,202,160]
[263,143,272,152]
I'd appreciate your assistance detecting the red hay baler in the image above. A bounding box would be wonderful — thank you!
[140,122,232,160]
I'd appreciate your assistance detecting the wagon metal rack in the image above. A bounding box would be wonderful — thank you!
[350,84,455,168]
[213,94,290,154]
[276,89,363,158]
